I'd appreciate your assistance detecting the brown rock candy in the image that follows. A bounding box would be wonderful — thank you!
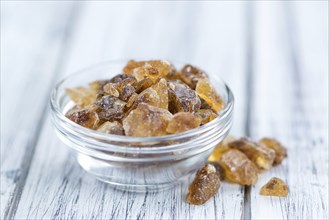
[97,121,124,135]
[196,78,224,112]
[180,64,208,89]
[123,60,173,82]
[123,103,173,137]
[259,177,289,197]
[135,87,161,108]
[152,78,168,109]
[65,106,99,129]
[95,95,126,121]
[229,138,275,170]
[195,109,218,125]
[186,164,221,205]
[120,84,136,101]
[219,149,258,185]
[66,85,98,107]
[134,78,154,93]
[168,80,201,114]
[103,83,120,97]
[166,112,201,134]
[259,138,288,165]
[208,135,236,163]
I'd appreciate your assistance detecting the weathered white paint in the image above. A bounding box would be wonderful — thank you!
[1,1,328,219]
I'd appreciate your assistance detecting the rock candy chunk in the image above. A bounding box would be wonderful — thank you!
[66,85,98,107]
[168,80,201,114]
[208,135,236,163]
[123,60,173,82]
[103,83,120,97]
[196,78,224,112]
[186,164,221,205]
[134,78,154,93]
[95,95,126,121]
[195,109,218,125]
[259,138,288,165]
[180,64,208,89]
[120,84,136,101]
[97,121,124,135]
[166,112,201,134]
[152,78,168,109]
[229,138,275,170]
[259,177,289,197]
[123,103,172,137]
[135,87,161,108]
[219,149,258,185]
[65,106,99,129]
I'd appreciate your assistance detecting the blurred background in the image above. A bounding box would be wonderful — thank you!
[1,1,328,219]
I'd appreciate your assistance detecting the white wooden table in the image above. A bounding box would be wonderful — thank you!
[1,1,328,219]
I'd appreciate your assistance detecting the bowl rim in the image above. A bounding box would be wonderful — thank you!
[50,60,234,144]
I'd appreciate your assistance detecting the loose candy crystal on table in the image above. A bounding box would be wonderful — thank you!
[259,138,288,165]
[208,135,236,163]
[228,137,275,170]
[259,177,289,197]
[219,149,258,186]
[166,112,201,134]
[186,164,221,205]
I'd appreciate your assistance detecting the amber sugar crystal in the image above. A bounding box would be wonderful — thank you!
[259,177,289,197]
[180,64,208,89]
[229,138,275,170]
[65,106,99,129]
[187,164,221,205]
[196,78,224,112]
[219,149,258,185]
[123,103,172,137]
[166,112,201,134]
[259,138,288,165]
[97,121,124,135]
[208,135,236,163]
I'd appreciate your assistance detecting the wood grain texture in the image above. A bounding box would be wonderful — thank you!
[0,2,78,219]
[249,1,328,219]
[1,1,328,219]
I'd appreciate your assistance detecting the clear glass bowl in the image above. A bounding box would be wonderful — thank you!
[50,61,234,192]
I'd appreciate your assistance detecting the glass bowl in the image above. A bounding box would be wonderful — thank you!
[50,60,234,192]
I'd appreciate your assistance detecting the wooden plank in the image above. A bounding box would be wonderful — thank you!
[0,2,78,219]
[249,2,328,219]
[13,2,249,219]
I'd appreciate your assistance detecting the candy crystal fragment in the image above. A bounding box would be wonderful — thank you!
[259,177,289,197]
[97,121,124,135]
[195,109,218,125]
[259,138,287,165]
[65,106,99,129]
[219,149,258,185]
[187,164,221,205]
[166,112,201,134]
[95,95,126,121]
[180,64,208,89]
[229,138,275,170]
[123,103,172,137]
[168,80,201,113]
[196,78,224,112]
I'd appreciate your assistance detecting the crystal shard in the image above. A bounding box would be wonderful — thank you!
[166,112,201,134]
[229,138,275,170]
[219,149,258,185]
[97,121,124,135]
[95,95,126,121]
[195,109,218,125]
[196,78,224,112]
[187,164,221,205]
[168,80,201,113]
[180,64,208,89]
[123,103,172,136]
[208,135,236,163]
[65,106,99,129]
[259,177,289,197]
[259,138,287,165]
